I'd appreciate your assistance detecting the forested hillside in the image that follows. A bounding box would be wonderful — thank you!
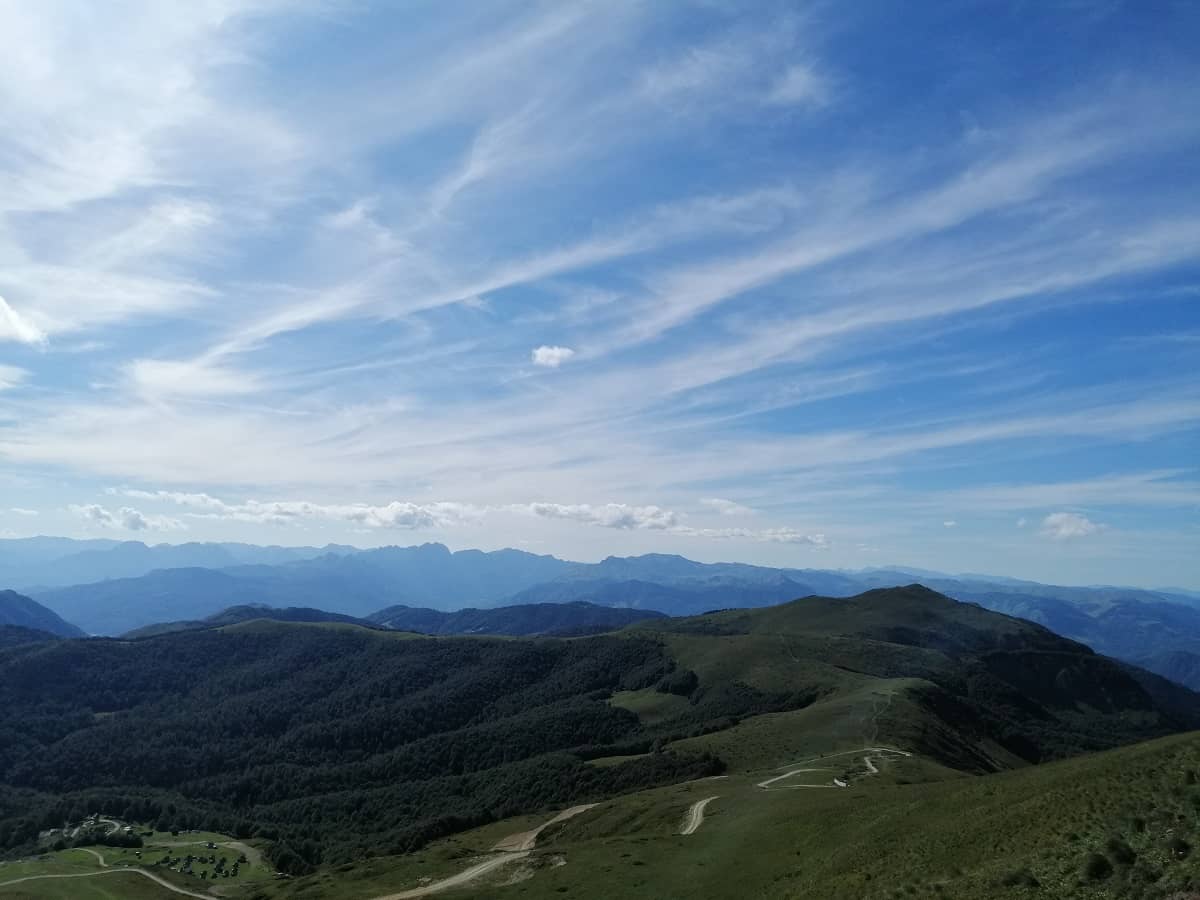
[367,600,666,635]
[0,625,61,649]
[638,586,1200,766]
[121,604,382,638]
[0,622,719,873]
[0,590,83,637]
[3,586,1198,885]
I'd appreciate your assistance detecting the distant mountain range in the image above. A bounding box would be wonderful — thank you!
[6,536,1200,690]
[28,542,572,634]
[0,536,355,591]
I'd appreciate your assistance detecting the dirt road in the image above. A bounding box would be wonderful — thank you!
[375,852,530,900]
[491,804,598,853]
[755,768,833,789]
[757,746,911,790]
[370,804,599,900]
[0,867,214,899]
[679,796,719,835]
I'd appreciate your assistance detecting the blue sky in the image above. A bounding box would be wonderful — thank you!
[0,0,1197,587]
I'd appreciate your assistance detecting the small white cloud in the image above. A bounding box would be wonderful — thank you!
[943,520,958,528]
[69,503,116,527]
[524,502,678,530]
[0,296,45,345]
[118,507,154,531]
[1040,511,1103,540]
[68,503,184,531]
[755,528,829,547]
[1016,517,1028,528]
[9,507,38,516]
[531,345,576,368]
[765,64,827,107]
[0,365,29,391]
[700,497,755,516]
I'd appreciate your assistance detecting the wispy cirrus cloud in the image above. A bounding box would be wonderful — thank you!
[700,498,755,516]
[0,4,1196,586]
[522,502,677,530]
[0,297,45,345]
[764,63,827,107]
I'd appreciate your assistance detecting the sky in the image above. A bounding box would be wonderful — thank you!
[0,0,1197,588]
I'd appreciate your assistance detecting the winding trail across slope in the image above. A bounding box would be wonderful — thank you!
[866,691,895,745]
[0,867,214,899]
[756,768,834,789]
[491,804,598,853]
[679,796,719,835]
[757,746,912,790]
[377,853,530,900]
[371,804,599,900]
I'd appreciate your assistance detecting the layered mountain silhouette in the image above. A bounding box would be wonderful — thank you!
[5,537,1200,690]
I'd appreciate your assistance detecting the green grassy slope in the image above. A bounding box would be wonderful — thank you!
[535,730,1200,900]
[258,731,1200,900]
[630,586,1200,771]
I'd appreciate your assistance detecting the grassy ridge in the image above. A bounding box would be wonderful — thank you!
[634,586,1200,770]
[257,731,1200,900]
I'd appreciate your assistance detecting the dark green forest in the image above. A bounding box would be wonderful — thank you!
[0,623,733,873]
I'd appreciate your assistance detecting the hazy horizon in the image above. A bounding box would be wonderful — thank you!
[2,532,1196,595]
